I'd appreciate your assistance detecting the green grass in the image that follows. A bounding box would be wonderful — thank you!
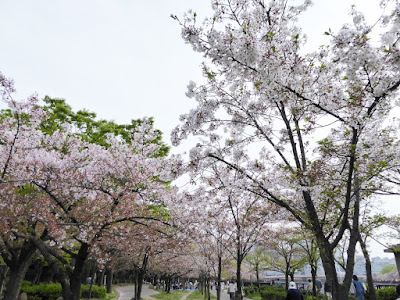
[104,288,119,300]
[245,292,261,300]
[186,290,216,300]
[151,290,189,300]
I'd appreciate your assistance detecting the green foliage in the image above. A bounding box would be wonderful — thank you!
[151,290,189,300]
[259,286,286,300]
[243,286,258,296]
[20,283,107,300]
[39,96,169,157]
[376,286,399,300]
[20,283,62,300]
[380,264,397,274]
[186,290,216,300]
[81,285,107,298]
[258,286,328,300]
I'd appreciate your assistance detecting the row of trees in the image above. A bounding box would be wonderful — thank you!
[1,1,400,300]
[0,74,188,300]
[171,0,400,299]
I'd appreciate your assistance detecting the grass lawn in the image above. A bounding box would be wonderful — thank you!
[245,292,261,300]
[151,290,189,300]
[104,287,119,300]
[186,290,216,300]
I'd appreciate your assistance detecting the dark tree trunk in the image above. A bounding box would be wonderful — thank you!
[32,263,43,285]
[135,252,149,300]
[359,235,377,300]
[217,255,222,300]
[236,248,243,300]
[105,268,113,293]
[311,265,317,296]
[2,243,36,300]
[68,243,90,300]
[255,264,260,291]
[0,265,9,298]
[97,269,105,287]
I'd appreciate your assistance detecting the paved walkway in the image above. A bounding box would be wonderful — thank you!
[210,288,252,300]
[116,284,159,300]
[115,284,250,300]
[115,284,196,300]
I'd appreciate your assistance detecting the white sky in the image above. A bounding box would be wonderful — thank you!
[0,0,398,258]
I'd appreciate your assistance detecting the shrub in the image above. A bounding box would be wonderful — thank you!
[243,286,257,296]
[81,285,107,298]
[20,283,62,300]
[376,286,398,300]
[260,286,287,300]
[20,283,107,300]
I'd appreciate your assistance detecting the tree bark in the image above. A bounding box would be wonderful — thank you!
[255,264,260,291]
[135,252,149,300]
[217,255,222,300]
[0,265,9,298]
[105,268,113,293]
[359,234,377,300]
[236,248,242,300]
[2,243,36,300]
[69,243,90,300]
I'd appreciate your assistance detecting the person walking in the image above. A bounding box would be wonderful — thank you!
[228,281,237,300]
[306,279,313,291]
[286,282,304,300]
[352,275,366,300]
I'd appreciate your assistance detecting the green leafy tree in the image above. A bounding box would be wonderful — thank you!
[380,265,397,275]
[40,96,169,156]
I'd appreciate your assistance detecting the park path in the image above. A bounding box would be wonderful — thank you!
[116,284,159,300]
[115,284,194,300]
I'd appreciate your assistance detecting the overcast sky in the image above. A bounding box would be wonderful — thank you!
[0,0,398,258]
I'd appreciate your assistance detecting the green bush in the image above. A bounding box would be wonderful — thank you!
[20,283,107,300]
[81,285,107,298]
[243,286,257,296]
[260,286,286,300]
[21,283,62,300]
[376,286,398,300]
[258,286,330,300]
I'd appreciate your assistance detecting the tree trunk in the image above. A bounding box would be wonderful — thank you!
[255,264,260,291]
[3,243,36,300]
[0,265,9,298]
[217,255,222,300]
[97,269,105,287]
[105,268,113,293]
[311,265,317,296]
[317,238,348,300]
[135,252,149,300]
[236,248,242,300]
[68,243,90,300]
[359,234,377,300]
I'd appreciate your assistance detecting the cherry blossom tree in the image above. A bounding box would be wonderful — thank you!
[179,159,278,300]
[172,1,400,298]
[0,72,182,300]
[263,228,307,290]
[0,72,73,300]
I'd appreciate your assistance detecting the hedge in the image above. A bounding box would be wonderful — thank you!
[20,282,106,300]
[375,286,399,300]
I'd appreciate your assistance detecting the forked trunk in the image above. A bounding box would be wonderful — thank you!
[3,243,36,300]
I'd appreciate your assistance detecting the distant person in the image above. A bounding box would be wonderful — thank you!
[307,279,313,291]
[271,280,275,286]
[228,281,237,300]
[324,281,332,299]
[352,275,365,300]
[315,279,322,292]
[286,281,304,300]
[276,279,282,286]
